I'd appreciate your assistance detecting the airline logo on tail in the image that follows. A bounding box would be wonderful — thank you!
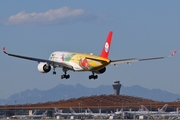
[140,105,149,112]
[43,110,48,116]
[171,50,177,56]
[159,104,168,112]
[105,42,109,52]
[33,110,37,115]
[69,107,75,113]
[54,108,60,113]
[100,31,113,58]
[87,108,93,113]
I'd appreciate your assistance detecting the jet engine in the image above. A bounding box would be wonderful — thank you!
[37,62,51,73]
[94,67,106,74]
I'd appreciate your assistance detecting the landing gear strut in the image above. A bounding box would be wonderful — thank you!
[52,67,56,75]
[61,69,70,79]
[89,72,98,80]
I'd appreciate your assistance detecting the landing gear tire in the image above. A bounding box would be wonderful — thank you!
[61,74,70,79]
[52,67,56,75]
[94,75,98,79]
[61,75,64,79]
[66,74,70,79]
[89,75,98,80]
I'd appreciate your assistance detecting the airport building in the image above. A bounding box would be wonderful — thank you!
[0,81,180,119]
[112,81,121,95]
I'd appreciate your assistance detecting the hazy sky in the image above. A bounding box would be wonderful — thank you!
[0,0,180,99]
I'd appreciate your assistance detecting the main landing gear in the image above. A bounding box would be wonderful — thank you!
[89,72,98,80]
[61,69,70,79]
[52,67,70,79]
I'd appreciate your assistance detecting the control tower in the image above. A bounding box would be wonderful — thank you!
[112,81,121,95]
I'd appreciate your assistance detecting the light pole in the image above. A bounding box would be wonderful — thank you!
[52,104,54,118]
[79,103,80,113]
[177,98,180,117]
[15,101,16,116]
[122,100,124,109]
[114,102,115,112]
[80,102,82,119]
[5,104,6,117]
[22,105,23,115]
[100,100,102,115]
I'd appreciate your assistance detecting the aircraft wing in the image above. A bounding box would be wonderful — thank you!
[2,47,74,70]
[110,50,177,65]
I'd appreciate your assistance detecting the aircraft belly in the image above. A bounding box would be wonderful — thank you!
[68,62,83,71]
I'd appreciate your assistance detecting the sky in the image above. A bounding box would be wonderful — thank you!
[0,0,180,99]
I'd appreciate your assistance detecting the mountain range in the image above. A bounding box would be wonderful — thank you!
[0,83,180,105]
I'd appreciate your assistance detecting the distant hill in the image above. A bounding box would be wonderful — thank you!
[0,83,180,105]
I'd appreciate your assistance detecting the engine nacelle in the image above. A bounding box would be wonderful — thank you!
[94,67,106,74]
[37,62,51,73]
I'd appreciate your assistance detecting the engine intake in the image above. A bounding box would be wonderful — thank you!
[94,67,106,74]
[37,62,51,73]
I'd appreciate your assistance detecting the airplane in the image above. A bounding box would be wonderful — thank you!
[123,104,168,119]
[140,104,168,113]
[87,108,109,118]
[137,104,168,119]
[160,111,180,119]
[139,104,168,114]
[26,110,48,119]
[54,108,71,117]
[11,110,37,119]
[69,107,88,116]
[154,107,180,119]
[114,108,123,115]
[2,31,177,79]
[109,109,123,119]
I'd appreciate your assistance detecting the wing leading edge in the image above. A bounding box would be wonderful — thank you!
[110,50,177,65]
[2,47,74,70]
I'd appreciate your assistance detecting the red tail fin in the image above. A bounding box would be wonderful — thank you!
[100,31,113,58]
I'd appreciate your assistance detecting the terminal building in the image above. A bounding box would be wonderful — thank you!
[0,81,179,119]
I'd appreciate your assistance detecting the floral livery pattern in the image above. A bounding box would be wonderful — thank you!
[79,58,92,70]
[64,53,76,61]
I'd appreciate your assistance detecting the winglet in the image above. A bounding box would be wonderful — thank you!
[170,50,177,57]
[2,47,7,54]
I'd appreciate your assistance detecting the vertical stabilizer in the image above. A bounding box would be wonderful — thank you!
[33,110,37,115]
[43,110,48,116]
[140,105,149,112]
[159,104,168,113]
[100,31,113,58]
[70,107,76,113]
[87,108,93,113]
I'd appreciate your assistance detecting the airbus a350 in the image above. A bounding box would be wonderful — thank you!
[2,31,177,79]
